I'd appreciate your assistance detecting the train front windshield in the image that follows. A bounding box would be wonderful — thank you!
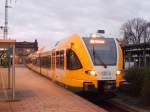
[83,38,117,66]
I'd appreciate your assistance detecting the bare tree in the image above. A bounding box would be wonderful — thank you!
[121,18,147,45]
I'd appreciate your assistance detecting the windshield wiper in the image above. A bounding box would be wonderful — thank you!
[95,54,107,68]
[93,48,96,64]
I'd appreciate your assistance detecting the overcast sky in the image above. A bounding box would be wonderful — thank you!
[0,0,150,49]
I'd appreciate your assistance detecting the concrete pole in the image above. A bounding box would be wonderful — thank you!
[4,0,8,39]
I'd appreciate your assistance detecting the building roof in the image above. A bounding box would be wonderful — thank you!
[122,43,150,49]
[15,40,38,50]
[0,39,16,46]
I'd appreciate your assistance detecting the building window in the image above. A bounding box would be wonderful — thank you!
[66,49,82,70]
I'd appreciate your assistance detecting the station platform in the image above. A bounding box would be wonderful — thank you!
[0,66,106,112]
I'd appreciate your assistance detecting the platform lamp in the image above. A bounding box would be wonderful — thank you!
[0,26,4,29]
[0,26,4,38]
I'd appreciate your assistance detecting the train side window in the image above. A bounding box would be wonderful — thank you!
[40,57,43,67]
[36,58,40,66]
[56,50,64,69]
[49,55,51,68]
[59,50,64,69]
[56,51,60,68]
[66,49,82,70]
[52,52,56,69]
[41,56,51,68]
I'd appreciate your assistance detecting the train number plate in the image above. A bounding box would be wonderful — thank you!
[101,71,111,79]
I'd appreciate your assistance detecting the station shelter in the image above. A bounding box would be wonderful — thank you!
[0,39,16,101]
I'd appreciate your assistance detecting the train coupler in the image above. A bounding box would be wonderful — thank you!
[83,82,95,91]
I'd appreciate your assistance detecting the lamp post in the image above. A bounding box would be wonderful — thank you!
[3,0,16,39]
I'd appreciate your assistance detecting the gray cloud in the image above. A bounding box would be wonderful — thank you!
[0,0,150,48]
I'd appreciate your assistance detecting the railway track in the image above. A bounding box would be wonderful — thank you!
[77,92,130,112]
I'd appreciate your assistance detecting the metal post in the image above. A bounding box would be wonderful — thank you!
[8,46,11,89]
[39,53,41,74]
[12,45,15,100]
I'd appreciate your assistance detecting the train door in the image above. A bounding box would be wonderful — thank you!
[55,51,59,80]
[48,54,52,78]
[51,50,56,80]
[66,49,83,80]
[55,50,65,82]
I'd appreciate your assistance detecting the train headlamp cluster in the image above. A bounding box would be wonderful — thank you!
[85,70,96,76]
[116,70,121,75]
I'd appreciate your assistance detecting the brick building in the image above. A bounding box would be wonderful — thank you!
[15,40,38,64]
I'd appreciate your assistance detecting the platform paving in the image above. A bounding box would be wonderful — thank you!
[0,66,107,112]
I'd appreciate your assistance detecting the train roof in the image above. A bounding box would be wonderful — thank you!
[40,51,51,57]
[31,34,117,57]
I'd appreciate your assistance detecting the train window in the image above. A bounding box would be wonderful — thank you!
[40,57,43,67]
[56,51,60,68]
[49,55,51,68]
[83,38,117,65]
[40,56,51,68]
[66,49,82,70]
[56,50,64,69]
[32,59,35,65]
[59,50,64,69]
[36,58,40,66]
[52,52,55,69]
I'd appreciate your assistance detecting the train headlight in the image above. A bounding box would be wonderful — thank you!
[117,70,121,75]
[85,70,96,76]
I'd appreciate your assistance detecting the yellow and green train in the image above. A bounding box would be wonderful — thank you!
[27,34,123,93]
